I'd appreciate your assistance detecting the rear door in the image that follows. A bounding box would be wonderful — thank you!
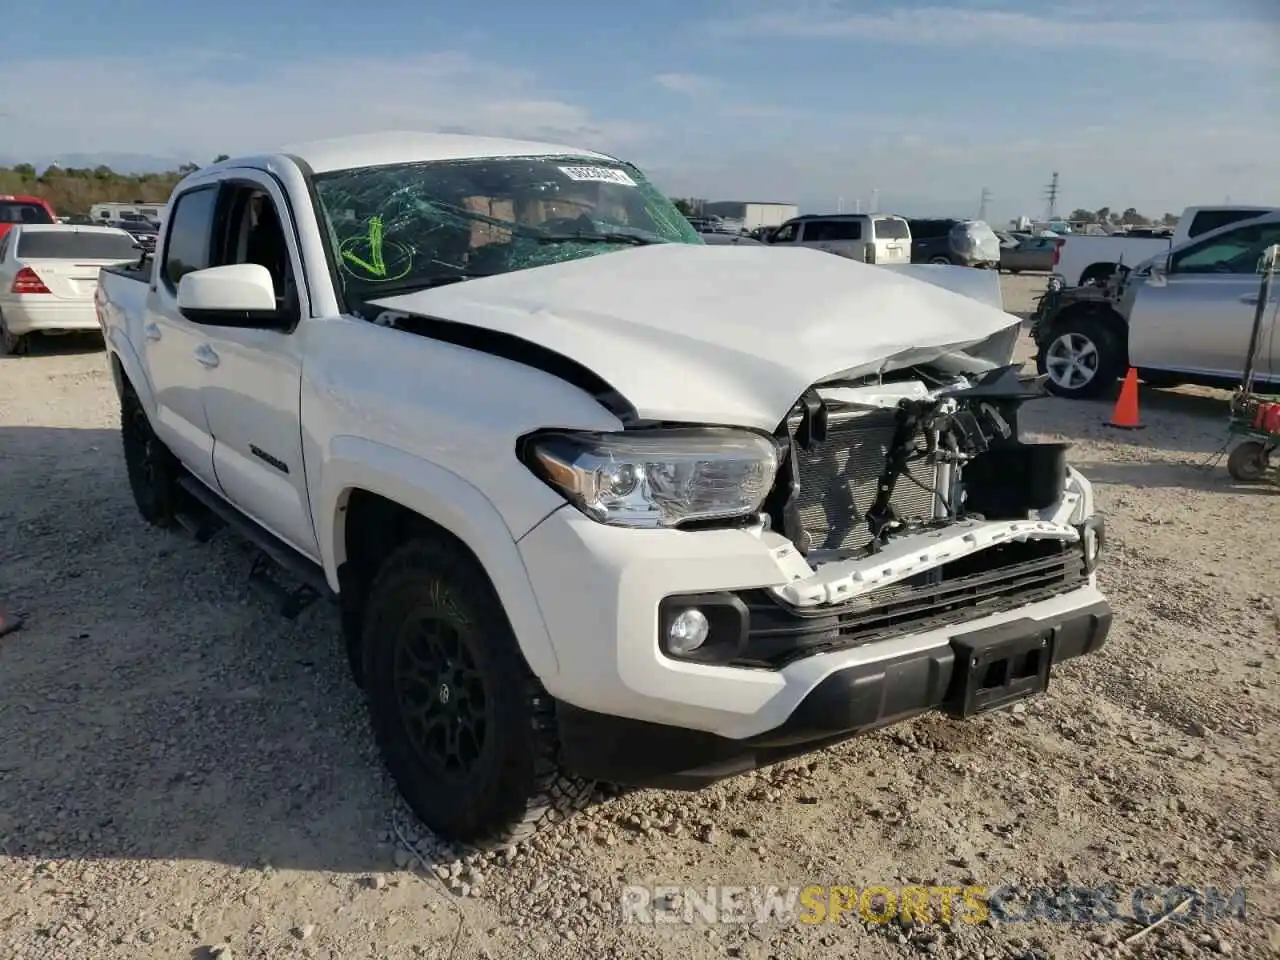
[139,183,222,490]
[909,219,950,263]
[871,216,911,263]
[13,229,139,303]
[799,218,866,259]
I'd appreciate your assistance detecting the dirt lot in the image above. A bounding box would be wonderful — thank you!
[1,274,1277,960]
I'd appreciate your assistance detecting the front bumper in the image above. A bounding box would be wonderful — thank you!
[517,481,1107,743]
[556,596,1111,789]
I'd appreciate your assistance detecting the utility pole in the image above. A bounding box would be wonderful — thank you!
[978,187,992,222]
[837,196,844,213]
[1044,172,1060,222]
[870,188,879,213]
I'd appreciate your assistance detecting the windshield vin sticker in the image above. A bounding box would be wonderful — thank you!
[557,166,637,186]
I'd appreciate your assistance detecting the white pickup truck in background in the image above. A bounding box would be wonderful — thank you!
[94,132,1112,847]
[1052,204,1275,288]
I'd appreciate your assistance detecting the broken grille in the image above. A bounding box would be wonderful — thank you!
[736,539,1089,668]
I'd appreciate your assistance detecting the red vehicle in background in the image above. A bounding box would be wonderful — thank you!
[0,195,58,240]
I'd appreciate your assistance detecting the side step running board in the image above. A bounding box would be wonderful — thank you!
[175,475,332,619]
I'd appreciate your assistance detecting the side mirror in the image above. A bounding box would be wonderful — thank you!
[177,264,284,327]
[1148,255,1169,286]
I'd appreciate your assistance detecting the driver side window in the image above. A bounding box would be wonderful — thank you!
[771,222,798,243]
[213,186,300,321]
[1171,222,1280,275]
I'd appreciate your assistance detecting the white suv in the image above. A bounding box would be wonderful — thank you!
[766,213,912,264]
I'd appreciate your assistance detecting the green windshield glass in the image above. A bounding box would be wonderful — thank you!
[312,155,703,303]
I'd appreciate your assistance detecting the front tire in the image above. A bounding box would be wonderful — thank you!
[928,255,951,266]
[120,387,179,527]
[361,538,594,847]
[1036,315,1125,399]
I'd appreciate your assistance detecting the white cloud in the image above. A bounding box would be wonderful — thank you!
[653,72,719,95]
[4,51,650,161]
[708,2,1279,64]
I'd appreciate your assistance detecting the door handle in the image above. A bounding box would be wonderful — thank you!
[1241,295,1259,305]
[193,344,220,368]
[143,322,161,341]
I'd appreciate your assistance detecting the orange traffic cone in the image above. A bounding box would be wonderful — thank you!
[0,605,22,639]
[1106,368,1144,430]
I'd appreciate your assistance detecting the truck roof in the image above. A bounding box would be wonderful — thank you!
[268,131,617,175]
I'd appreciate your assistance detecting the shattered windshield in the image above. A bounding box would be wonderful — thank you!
[311,155,702,303]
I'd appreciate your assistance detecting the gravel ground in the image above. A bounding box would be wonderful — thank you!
[1,274,1277,960]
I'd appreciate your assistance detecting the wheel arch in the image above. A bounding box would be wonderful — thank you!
[107,338,156,414]
[320,439,561,682]
[1044,302,1130,361]
[1079,261,1130,284]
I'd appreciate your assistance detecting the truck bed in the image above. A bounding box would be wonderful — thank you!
[102,260,152,284]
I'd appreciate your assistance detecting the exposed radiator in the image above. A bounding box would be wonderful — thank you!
[788,407,939,553]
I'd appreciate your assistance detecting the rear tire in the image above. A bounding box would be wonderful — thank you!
[361,537,594,847]
[1036,314,1125,399]
[120,386,179,528]
[0,310,29,356]
[928,255,951,266]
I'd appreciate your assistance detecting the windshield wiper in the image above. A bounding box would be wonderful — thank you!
[362,274,496,298]
[533,232,662,246]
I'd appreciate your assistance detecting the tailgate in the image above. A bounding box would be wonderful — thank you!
[20,259,128,300]
[872,217,911,263]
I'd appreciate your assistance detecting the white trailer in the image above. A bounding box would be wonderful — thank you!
[701,201,799,231]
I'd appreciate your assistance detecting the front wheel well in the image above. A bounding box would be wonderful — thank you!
[1046,301,1128,334]
[336,490,492,683]
[1079,261,1130,283]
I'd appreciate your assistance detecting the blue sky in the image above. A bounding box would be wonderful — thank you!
[4,0,1277,222]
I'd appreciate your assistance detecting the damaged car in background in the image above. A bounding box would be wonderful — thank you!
[95,132,1112,847]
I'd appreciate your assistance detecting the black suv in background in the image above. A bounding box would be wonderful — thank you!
[907,218,1001,268]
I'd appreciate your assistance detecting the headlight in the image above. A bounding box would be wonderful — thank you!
[523,428,780,528]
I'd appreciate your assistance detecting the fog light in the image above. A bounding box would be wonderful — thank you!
[668,608,710,654]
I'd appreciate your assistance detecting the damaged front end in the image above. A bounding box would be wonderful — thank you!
[744,361,1102,667]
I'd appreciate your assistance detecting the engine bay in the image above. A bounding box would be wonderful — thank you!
[766,363,1070,559]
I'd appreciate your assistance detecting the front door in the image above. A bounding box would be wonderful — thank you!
[193,176,320,560]
[1128,220,1280,379]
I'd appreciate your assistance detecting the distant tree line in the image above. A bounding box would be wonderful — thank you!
[1066,207,1179,228]
[0,155,230,216]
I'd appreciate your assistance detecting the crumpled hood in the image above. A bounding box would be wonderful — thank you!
[372,243,1021,431]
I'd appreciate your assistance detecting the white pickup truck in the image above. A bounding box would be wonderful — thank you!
[94,132,1112,846]
[1052,204,1275,288]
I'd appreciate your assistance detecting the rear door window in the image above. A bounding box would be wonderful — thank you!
[161,186,220,290]
[16,231,139,260]
[806,219,861,241]
[0,202,55,225]
[873,217,910,239]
